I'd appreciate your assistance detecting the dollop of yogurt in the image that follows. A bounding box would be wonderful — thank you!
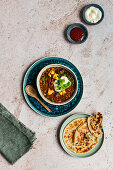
[60,76,69,84]
[85,6,102,23]
[54,76,71,92]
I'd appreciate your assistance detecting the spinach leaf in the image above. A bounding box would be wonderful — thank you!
[56,79,65,85]
[63,81,71,89]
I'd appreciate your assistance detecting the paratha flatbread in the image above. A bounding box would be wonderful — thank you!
[63,118,87,152]
[63,113,103,154]
[88,112,103,138]
[74,122,98,153]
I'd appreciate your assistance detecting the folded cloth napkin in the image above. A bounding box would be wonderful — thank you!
[0,103,36,164]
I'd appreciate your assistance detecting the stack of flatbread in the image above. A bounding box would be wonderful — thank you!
[63,112,103,154]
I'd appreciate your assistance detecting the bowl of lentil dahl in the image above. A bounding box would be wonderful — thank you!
[36,64,78,105]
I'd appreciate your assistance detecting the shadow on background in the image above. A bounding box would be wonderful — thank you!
[79,6,87,24]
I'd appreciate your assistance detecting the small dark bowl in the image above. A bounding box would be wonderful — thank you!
[66,23,88,44]
[83,4,104,25]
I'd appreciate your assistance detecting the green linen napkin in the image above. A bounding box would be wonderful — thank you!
[0,103,36,164]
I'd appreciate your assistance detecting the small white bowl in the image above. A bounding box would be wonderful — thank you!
[36,64,78,105]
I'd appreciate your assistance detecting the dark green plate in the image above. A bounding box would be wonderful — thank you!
[23,57,83,117]
[60,114,104,157]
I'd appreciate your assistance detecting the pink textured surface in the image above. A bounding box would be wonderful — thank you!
[0,0,113,169]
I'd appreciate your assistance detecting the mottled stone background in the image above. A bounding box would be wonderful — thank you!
[0,0,113,170]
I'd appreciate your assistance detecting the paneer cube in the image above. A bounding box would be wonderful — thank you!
[53,73,58,79]
[59,91,63,95]
[48,70,55,77]
[62,90,66,94]
[48,88,54,95]
[50,70,55,75]
[59,90,66,95]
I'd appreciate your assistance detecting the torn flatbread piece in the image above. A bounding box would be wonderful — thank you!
[88,112,103,138]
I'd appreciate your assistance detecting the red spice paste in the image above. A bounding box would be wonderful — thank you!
[70,27,84,42]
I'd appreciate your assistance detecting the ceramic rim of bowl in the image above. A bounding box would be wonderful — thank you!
[36,64,78,105]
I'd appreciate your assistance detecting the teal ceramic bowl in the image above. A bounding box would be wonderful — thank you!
[60,114,104,157]
[23,57,83,117]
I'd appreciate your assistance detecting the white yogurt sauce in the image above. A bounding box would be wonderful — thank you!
[54,76,70,92]
[85,6,102,23]
[54,80,60,92]
[60,76,69,84]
